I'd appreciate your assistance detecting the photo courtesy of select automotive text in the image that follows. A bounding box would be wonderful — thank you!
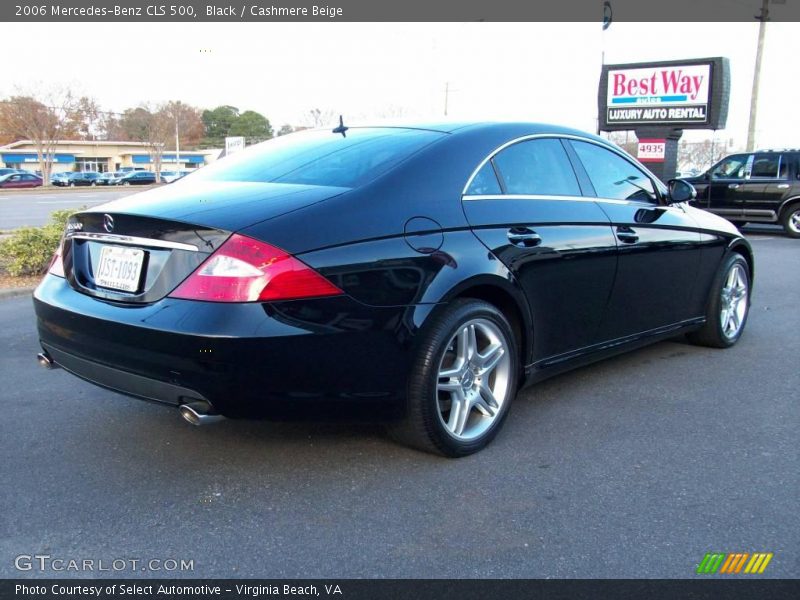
[0,0,798,598]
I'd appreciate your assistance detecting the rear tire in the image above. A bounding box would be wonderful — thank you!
[781,204,800,238]
[687,253,750,348]
[388,299,519,457]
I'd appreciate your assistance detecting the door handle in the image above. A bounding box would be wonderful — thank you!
[507,228,542,247]
[728,183,740,189]
[616,226,639,244]
[777,184,790,189]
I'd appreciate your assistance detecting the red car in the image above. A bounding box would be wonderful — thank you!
[0,172,43,189]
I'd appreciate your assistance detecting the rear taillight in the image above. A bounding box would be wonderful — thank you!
[169,233,342,303]
[47,241,65,277]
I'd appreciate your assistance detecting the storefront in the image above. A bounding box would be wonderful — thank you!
[0,140,217,174]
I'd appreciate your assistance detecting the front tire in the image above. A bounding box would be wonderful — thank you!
[688,253,750,348]
[781,204,800,238]
[389,299,519,457]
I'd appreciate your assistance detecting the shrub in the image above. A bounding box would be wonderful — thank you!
[0,207,84,276]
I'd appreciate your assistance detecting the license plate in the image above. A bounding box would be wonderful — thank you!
[95,245,145,292]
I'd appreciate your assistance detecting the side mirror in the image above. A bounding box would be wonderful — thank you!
[667,179,697,204]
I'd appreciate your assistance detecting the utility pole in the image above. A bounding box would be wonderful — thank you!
[444,82,449,117]
[746,0,769,152]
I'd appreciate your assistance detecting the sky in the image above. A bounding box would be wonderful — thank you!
[1,21,797,150]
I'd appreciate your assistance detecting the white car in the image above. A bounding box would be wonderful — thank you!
[160,170,191,184]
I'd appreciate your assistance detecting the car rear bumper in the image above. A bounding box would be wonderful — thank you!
[34,274,414,417]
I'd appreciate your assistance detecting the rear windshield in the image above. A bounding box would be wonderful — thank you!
[188,128,444,188]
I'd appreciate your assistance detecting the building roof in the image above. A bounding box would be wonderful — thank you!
[0,140,209,155]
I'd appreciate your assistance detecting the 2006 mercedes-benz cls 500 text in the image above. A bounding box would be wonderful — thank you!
[33,122,753,456]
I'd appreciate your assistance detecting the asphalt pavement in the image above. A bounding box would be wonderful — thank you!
[0,231,797,579]
[0,188,144,230]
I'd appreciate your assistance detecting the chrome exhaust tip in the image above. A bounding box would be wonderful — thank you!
[179,400,225,426]
[37,352,58,370]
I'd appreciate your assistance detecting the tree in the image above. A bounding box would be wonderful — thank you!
[277,124,294,137]
[160,101,204,150]
[678,139,727,173]
[119,105,170,182]
[229,110,272,141]
[201,105,272,146]
[605,131,638,157]
[0,87,82,185]
[307,108,335,128]
[201,105,239,146]
[65,96,102,140]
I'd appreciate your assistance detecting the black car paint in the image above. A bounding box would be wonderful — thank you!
[33,123,753,418]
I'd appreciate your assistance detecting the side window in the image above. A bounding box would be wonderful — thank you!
[492,138,581,196]
[751,154,781,179]
[465,161,502,195]
[710,155,750,180]
[571,140,657,203]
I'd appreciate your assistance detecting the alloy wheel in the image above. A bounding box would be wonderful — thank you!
[788,208,800,235]
[436,318,512,441]
[720,263,748,339]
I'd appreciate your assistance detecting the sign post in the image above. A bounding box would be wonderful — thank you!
[598,57,729,182]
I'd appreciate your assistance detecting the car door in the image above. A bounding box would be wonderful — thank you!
[567,139,703,340]
[742,152,792,222]
[701,153,752,220]
[21,174,38,188]
[461,137,618,360]
[5,174,24,189]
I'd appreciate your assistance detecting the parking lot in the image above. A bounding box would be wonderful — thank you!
[0,188,143,230]
[0,230,796,579]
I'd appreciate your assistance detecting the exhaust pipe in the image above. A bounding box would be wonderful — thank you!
[179,400,225,426]
[37,351,59,370]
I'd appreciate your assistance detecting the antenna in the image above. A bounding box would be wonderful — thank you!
[332,115,348,138]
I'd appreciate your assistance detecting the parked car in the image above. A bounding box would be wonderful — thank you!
[114,171,157,186]
[50,172,72,185]
[33,123,753,456]
[0,172,43,189]
[160,170,191,184]
[71,171,102,187]
[683,149,800,237]
[97,172,124,186]
[0,168,24,177]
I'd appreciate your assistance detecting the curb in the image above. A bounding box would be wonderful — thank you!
[0,184,161,195]
[0,287,36,300]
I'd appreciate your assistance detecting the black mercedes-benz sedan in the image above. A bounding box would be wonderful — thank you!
[33,122,754,456]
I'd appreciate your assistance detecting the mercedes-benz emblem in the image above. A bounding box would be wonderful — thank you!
[103,214,114,233]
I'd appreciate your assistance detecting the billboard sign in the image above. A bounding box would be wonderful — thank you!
[225,136,245,155]
[599,58,729,131]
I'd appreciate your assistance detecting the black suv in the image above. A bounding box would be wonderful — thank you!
[684,150,800,237]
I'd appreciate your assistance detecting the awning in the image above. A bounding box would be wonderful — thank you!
[2,153,75,163]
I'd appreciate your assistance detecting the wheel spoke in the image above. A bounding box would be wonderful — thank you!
[479,383,499,410]
[474,394,497,417]
[439,364,463,379]
[447,391,470,436]
[438,380,462,393]
[476,342,504,375]
[466,324,478,360]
